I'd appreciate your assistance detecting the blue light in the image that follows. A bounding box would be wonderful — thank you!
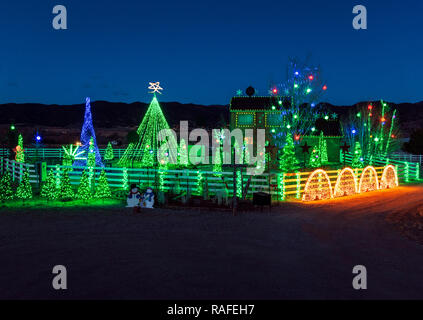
[294,71,299,76]
[352,129,356,134]
[311,103,316,107]
[36,135,41,141]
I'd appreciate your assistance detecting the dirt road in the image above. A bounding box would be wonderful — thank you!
[0,185,422,299]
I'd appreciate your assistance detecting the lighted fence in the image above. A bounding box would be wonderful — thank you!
[343,153,420,182]
[0,148,131,160]
[0,157,402,202]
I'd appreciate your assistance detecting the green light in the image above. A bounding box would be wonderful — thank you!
[294,115,298,119]
[374,137,379,142]
[287,124,291,129]
[10,125,15,130]
[306,88,312,94]
[311,127,316,132]
[271,129,275,133]
[278,101,282,105]
[324,115,329,120]
[294,84,299,89]
[272,106,276,110]
[356,113,361,117]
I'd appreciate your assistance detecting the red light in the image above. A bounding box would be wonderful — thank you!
[322,85,327,91]
[381,117,386,122]
[272,88,278,94]
[391,134,395,138]
[308,75,314,81]
[368,105,373,110]
[369,113,372,117]
[295,135,300,141]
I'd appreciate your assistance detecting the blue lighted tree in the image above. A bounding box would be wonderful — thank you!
[73,97,104,167]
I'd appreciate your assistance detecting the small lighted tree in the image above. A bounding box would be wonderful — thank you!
[41,169,59,201]
[16,170,32,202]
[279,132,299,173]
[15,134,25,163]
[0,172,14,201]
[104,142,114,162]
[95,170,112,200]
[352,141,364,168]
[60,170,74,199]
[77,170,92,201]
[179,139,189,167]
[319,132,328,164]
[62,144,85,167]
[309,147,321,168]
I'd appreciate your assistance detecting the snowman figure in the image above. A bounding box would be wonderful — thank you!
[141,187,155,209]
[127,184,141,207]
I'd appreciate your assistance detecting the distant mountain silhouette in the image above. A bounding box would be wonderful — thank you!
[0,100,422,136]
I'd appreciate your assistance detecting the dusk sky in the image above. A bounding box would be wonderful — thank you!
[0,0,422,106]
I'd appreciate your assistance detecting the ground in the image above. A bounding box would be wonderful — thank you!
[0,185,423,299]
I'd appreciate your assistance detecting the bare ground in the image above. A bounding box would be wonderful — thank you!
[0,185,423,299]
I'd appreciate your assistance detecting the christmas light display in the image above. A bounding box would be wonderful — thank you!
[272,58,327,149]
[351,141,364,168]
[148,82,163,94]
[358,166,379,193]
[15,134,25,163]
[380,165,398,189]
[302,169,333,201]
[179,139,188,167]
[309,148,321,168]
[122,168,129,191]
[279,132,299,172]
[95,170,112,199]
[343,100,399,161]
[319,132,328,164]
[333,167,358,197]
[117,95,177,168]
[62,144,85,166]
[0,172,14,201]
[77,170,92,201]
[16,170,32,201]
[60,170,74,199]
[104,142,114,162]
[73,97,104,167]
[41,169,59,201]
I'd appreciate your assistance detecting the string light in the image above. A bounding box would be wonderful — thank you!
[302,169,333,201]
[334,168,358,197]
[358,166,379,193]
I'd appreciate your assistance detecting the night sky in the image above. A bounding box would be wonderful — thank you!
[0,0,422,106]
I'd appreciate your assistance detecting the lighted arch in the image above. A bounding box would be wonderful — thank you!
[358,166,379,193]
[380,165,398,189]
[302,169,333,201]
[334,167,358,197]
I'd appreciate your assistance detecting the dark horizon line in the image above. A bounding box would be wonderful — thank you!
[0,98,422,108]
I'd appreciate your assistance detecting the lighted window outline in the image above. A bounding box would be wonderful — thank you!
[265,112,282,128]
[236,112,256,128]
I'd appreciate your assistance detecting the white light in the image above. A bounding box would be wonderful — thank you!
[148,82,163,94]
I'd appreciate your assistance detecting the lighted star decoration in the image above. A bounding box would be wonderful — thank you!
[236,89,242,96]
[331,113,338,119]
[148,82,163,94]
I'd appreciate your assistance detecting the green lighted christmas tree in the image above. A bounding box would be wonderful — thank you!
[60,170,74,199]
[104,142,114,162]
[41,169,59,201]
[95,170,112,199]
[87,137,96,168]
[76,170,92,201]
[319,132,328,164]
[117,95,178,168]
[0,172,14,201]
[16,170,32,201]
[309,147,321,168]
[15,134,25,163]
[352,141,364,168]
[179,139,188,167]
[279,132,299,173]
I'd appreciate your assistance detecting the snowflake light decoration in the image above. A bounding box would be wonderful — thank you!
[148,82,163,94]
